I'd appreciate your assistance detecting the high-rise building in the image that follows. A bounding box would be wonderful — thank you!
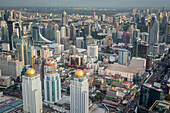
[55,29,60,44]
[7,20,15,50]
[76,37,84,49]
[133,29,140,46]
[22,68,43,113]
[139,83,163,109]
[54,44,64,55]
[40,45,49,59]
[165,21,170,44]
[133,37,141,57]
[128,25,134,44]
[28,43,37,65]
[61,37,69,50]
[87,23,91,36]
[87,45,98,60]
[101,14,106,21]
[149,15,159,54]
[70,23,76,42]
[138,41,149,57]
[66,25,70,37]
[146,55,152,72]
[60,26,66,38]
[118,49,129,65]
[16,37,28,66]
[44,69,61,104]
[62,11,68,26]
[70,70,89,113]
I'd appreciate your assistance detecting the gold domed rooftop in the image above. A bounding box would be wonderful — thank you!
[26,68,36,75]
[75,70,84,77]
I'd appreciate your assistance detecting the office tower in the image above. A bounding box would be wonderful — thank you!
[107,27,111,36]
[146,55,152,72]
[101,14,106,21]
[1,26,9,42]
[85,35,94,49]
[112,28,117,43]
[165,21,170,44]
[16,37,28,66]
[122,32,130,45]
[62,11,68,26]
[70,70,89,113]
[66,25,70,37]
[60,26,66,38]
[105,35,112,46]
[133,29,140,45]
[28,43,37,65]
[0,52,11,76]
[162,13,168,27]
[118,50,129,65]
[34,57,45,83]
[138,41,149,57]
[7,20,15,50]
[22,68,43,113]
[149,15,159,54]
[69,45,77,55]
[32,24,41,41]
[61,37,69,50]
[55,29,60,44]
[12,32,19,48]
[87,23,91,36]
[70,23,76,42]
[40,45,49,59]
[54,44,64,55]
[76,37,84,49]
[139,83,163,109]
[87,45,98,60]
[44,70,61,103]
[133,37,141,57]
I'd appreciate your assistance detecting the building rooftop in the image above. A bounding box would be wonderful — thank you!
[106,64,144,75]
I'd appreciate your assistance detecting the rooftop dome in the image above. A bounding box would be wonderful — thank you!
[26,68,36,75]
[75,70,84,77]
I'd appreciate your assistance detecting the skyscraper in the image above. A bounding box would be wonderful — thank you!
[62,11,68,26]
[87,23,91,36]
[70,70,89,113]
[16,37,28,66]
[22,68,43,113]
[87,45,98,60]
[7,20,15,50]
[118,49,129,65]
[55,29,60,44]
[40,45,49,59]
[133,29,140,46]
[44,70,61,104]
[149,15,159,54]
[133,37,141,57]
[60,26,66,38]
[70,23,76,42]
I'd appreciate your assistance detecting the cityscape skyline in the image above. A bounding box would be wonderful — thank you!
[0,0,170,8]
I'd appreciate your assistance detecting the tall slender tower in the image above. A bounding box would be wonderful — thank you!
[70,70,89,113]
[44,70,61,103]
[62,11,68,26]
[22,68,43,113]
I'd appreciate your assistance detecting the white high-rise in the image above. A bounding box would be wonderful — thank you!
[149,14,159,54]
[60,26,66,38]
[70,70,89,113]
[44,70,61,104]
[87,45,98,60]
[22,68,43,113]
[55,29,60,44]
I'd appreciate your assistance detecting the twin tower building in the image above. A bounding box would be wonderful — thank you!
[22,66,89,113]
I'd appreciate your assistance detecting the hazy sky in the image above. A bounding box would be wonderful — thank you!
[0,0,170,8]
